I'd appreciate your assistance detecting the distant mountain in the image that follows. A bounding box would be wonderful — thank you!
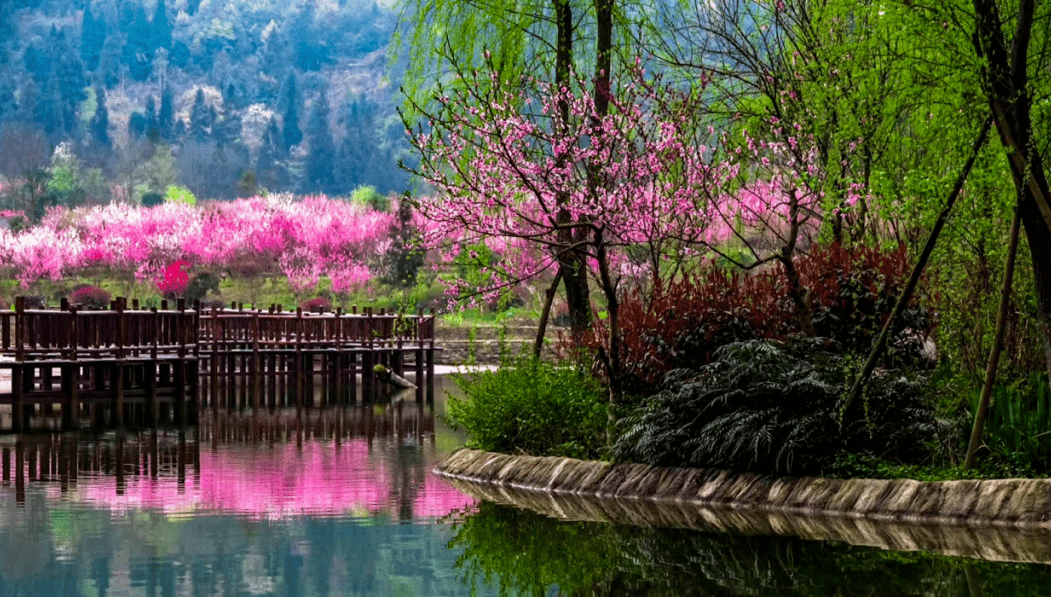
[0,0,414,207]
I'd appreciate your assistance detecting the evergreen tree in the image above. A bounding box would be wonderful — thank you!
[80,3,107,72]
[334,98,376,193]
[145,95,160,142]
[188,88,211,141]
[23,42,52,86]
[128,111,147,139]
[304,93,335,193]
[121,2,152,81]
[89,85,110,148]
[256,117,288,190]
[34,68,65,141]
[0,4,15,45]
[280,73,302,151]
[149,0,172,52]
[158,85,174,142]
[0,78,16,125]
[56,52,87,136]
[17,79,39,125]
[213,109,241,146]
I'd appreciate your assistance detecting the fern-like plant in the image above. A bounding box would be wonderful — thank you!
[614,340,934,476]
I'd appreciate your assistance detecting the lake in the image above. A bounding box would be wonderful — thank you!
[1,377,1050,596]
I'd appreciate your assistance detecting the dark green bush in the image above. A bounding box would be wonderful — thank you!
[614,340,936,476]
[447,358,608,459]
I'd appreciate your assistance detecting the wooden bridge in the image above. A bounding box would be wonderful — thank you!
[0,296,439,432]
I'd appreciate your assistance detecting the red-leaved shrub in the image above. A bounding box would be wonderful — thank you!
[300,297,332,313]
[571,243,933,394]
[69,285,112,310]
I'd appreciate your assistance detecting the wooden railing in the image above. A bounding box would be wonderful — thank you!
[0,299,436,362]
[1,296,197,363]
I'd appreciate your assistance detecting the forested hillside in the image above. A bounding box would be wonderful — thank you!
[0,0,411,214]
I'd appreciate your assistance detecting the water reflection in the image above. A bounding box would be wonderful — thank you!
[452,502,1051,596]
[0,402,481,597]
[1,405,473,521]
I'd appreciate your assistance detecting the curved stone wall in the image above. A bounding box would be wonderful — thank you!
[435,449,1051,562]
[435,449,1051,526]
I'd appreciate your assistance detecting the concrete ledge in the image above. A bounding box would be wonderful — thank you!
[435,448,1051,562]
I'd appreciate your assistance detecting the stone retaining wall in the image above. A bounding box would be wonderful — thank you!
[436,449,1051,562]
[435,449,1051,526]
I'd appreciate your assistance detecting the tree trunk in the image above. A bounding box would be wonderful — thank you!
[965,206,1022,469]
[971,0,1051,385]
[533,270,562,359]
[552,0,592,340]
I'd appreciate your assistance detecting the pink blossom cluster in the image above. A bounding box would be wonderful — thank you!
[0,194,398,293]
[406,61,852,304]
[408,64,728,293]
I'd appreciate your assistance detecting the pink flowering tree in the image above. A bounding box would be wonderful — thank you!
[0,196,398,305]
[404,59,720,402]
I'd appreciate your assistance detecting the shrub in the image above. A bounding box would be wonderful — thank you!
[613,340,935,476]
[141,192,164,207]
[447,358,608,459]
[574,243,934,395]
[69,285,111,310]
[185,272,220,303]
[300,297,331,313]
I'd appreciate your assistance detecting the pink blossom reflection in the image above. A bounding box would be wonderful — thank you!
[54,439,476,520]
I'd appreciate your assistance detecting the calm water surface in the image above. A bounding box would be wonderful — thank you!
[0,378,1049,596]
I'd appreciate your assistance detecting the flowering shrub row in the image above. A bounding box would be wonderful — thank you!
[0,194,410,295]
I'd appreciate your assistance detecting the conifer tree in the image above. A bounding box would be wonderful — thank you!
[89,85,110,149]
[256,117,288,190]
[280,73,303,151]
[80,3,107,72]
[34,68,64,140]
[0,78,16,125]
[305,93,336,193]
[149,0,172,52]
[189,88,211,141]
[158,85,174,142]
[145,95,160,142]
[121,2,152,81]
[56,52,86,136]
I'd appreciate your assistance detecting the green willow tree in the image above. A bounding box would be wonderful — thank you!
[969,0,1051,382]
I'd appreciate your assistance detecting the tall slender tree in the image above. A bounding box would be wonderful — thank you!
[280,73,303,151]
[158,85,174,142]
[149,0,172,52]
[80,2,107,72]
[304,93,335,193]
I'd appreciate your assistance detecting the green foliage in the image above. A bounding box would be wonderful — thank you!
[165,185,196,205]
[141,192,164,207]
[184,272,220,303]
[349,185,390,212]
[447,357,608,458]
[614,340,936,476]
[973,373,1051,473]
